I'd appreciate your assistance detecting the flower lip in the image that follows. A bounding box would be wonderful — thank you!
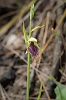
[28,42,38,56]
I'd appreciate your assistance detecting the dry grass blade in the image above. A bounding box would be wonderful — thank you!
[43,11,50,44]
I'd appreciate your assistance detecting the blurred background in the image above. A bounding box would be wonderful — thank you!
[0,0,66,100]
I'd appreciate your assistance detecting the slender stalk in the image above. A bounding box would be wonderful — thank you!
[26,52,30,100]
[37,81,42,100]
[29,20,32,38]
[26,4,34,100]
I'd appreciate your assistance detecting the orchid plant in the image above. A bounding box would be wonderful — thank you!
[23,4,44,100]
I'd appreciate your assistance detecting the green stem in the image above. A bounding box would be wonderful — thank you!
[26,53,30,100]
[37,81,42,100]
[29,20,32,38]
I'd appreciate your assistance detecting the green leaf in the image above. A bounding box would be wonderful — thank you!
[23,22,28,45]
[30,4,34,21]
[31,24,45,32]
[54,83,66,100]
